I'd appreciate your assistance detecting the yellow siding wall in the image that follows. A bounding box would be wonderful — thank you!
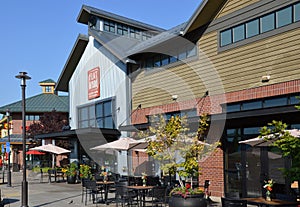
[216,0,259,18]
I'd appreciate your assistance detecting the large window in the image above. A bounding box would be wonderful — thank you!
[224,94,300,113]
[220,2,299,47]
[78,99,115,129]
[144,47,197,70]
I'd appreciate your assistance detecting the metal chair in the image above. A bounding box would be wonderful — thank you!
[84,179,104,206]
[221,197,247,207]
[115,182,138,207]
[149,186,168,207]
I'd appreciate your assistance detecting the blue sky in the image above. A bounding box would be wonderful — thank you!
[0,0,200,109]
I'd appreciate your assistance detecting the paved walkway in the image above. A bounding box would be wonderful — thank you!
[0,171,222,207]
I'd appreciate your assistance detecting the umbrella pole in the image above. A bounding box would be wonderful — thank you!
[52,154,55,168]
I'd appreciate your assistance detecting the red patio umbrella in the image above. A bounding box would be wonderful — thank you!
[26,150,46,155]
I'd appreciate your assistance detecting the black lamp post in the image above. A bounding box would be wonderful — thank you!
[6,109,11,187]
[15,72,31,207]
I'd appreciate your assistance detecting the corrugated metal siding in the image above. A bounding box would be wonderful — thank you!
[69,36,129,129]
[215,0,259,19]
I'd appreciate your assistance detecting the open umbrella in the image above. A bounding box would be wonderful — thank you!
[30,144,71,154]
[239,129,300,147]
[90,137,142,176]
[90,137,141,151]
[30,144,71,168]
[26,150,46,155]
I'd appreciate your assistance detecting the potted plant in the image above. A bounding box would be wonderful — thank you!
[142,114,219,207]
[79,164,92,180]
[65,162,78,184]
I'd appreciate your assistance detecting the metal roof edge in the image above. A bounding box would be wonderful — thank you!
[56,34,89,92]
[77,5,165,32]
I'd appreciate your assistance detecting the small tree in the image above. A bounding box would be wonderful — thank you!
[142,114,219,192]
[260,120,300,183]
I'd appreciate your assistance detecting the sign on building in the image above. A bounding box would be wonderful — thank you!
[88,67,100,100]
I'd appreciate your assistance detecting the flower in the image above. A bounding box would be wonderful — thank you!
[263,179,274,193]
[79,164,92,179]
[141,172,147,180]
[65,162,78,177]
[170,184,204,198]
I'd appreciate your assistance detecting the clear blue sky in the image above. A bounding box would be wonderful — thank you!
[0,0,200,109]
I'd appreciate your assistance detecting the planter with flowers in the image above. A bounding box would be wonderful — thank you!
[142,114,219,207]
[79,164,92,180]
[65,162,78,184]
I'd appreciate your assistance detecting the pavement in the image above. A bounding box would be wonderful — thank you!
[0,171,222,207]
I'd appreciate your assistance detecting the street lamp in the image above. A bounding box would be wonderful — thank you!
[6,109,11,187]
[15,72,31,207]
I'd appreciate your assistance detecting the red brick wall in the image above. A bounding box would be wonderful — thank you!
[131,79,300,125]
[199,148,224,197]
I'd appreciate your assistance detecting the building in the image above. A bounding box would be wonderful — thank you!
[0,79,69,170]
[42,0,300,198]
[43,5,165,173]
[121,0,300,198]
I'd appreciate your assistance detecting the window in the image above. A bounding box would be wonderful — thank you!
[261,13,275,33]
[26,115,40,121]
[45,86,52,93]
[233,25,245,42]
[276,7,292,28]
[264,97,287,108]
[130,28,141,39]
[144,46,197,70]
[78,105,95,128]
[220,2,299,47]
[95,100,115,129]
[294,3,300,22]
[226,104,241,113]
[104,20,115,33]
[117,24,128,35]
[246,19,259,38]
[242,101,262,110]
[220,29,232,46]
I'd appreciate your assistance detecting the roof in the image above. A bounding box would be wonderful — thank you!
[0,134,31,144]
[182,0,226,35]
[0,93,69,114]
[39,79,56,84]
[56,34,89,92]
[77,5,165,32]
[127,0,227,57]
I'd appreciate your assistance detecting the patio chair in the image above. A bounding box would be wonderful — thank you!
[221,197,247,207]
[84,179,104,206]
[115,182,138,207]
[149,186,168,207]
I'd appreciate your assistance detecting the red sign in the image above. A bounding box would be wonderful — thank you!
[88,67,100,100]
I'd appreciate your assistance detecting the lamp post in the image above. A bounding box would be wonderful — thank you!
[15,72,31,207]
[6,109,11,187]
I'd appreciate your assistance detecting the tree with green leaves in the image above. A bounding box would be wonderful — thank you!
[260,120,300,183]
[141,114,219,190]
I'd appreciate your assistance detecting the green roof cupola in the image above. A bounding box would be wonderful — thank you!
[39,79,56,94]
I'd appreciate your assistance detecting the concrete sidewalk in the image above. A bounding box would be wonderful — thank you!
[0,171,222,207]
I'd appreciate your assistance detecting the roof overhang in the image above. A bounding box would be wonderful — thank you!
[182,0,226,35]
[55,34,89,92]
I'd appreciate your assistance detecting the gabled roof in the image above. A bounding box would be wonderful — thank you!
[56,34,89,92]
[0,93,69,114]
[77,5,165,32]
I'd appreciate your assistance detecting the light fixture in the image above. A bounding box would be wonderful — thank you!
[15,71,31,207]
[261,75,270,82]
[172,95,178,101]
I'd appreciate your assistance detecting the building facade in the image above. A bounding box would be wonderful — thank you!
[123,0,300,197]
[0,79,69,170]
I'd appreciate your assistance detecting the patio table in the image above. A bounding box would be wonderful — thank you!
[126,185,155,207]
[243,197,300,207]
